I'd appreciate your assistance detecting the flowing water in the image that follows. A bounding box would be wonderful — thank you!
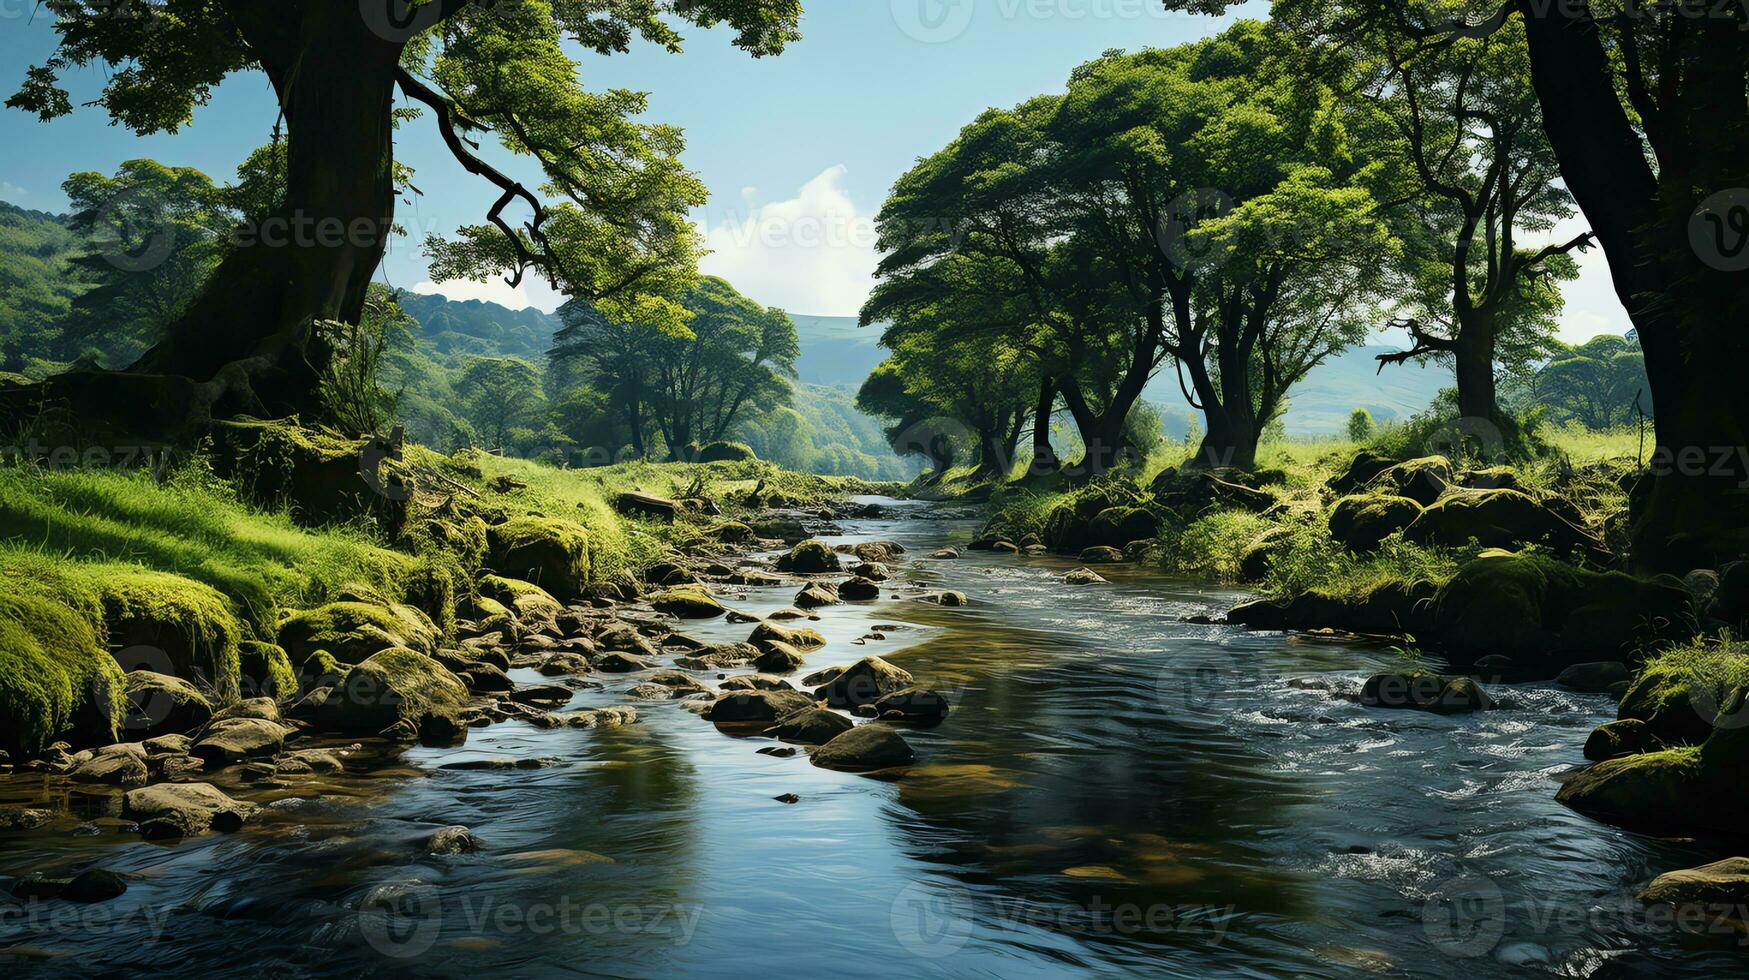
[0,499,1741,977]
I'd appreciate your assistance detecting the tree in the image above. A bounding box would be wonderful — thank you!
[57,160,236,367]
[856,359,959,477]
[1164,0,1749,570]
[1347,406,1376,441]
[647,277,799,455]
[458,356,543,451]
[1534,333,1652,430]
[9,0,801,423]
[1357,18,1585,431]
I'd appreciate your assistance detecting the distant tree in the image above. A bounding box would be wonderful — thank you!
[458,356,543,451]
[58,160,235,367]
[1534,334,1652,430]
[1347,406,1375,441]
[648,277,799,454]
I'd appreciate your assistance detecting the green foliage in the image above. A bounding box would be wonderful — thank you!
[319,286,417,435]
[0,589,125,756]
[1347,407,1375,441]
[1533,333,1652,430]
[458,356,546,451]
[0,201,80,373]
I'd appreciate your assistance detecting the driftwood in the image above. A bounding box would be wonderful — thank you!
[615,491,680,520]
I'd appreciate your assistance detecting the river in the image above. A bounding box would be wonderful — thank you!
[0,498,1739,976]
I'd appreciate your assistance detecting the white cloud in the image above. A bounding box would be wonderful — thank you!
[0,181,32,202]
[410,276,563,313]
[697,165,879,316]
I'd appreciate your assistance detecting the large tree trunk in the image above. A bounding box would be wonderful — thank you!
[131,8,404,421]
[1028,377,1060,475]
[1451,312,1500,428]
[1193,403,1259,472]
[1520,4,1749,571]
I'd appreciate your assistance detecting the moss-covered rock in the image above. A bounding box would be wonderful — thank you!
[477,576,563,625]
[776,539,841,574]
[0,593,126,756]
[121,669,213,739]
[793,583,840,609]
[1584,718,1652,761]
[1403,489,1575,551]
[1615,649,1749,747]
[483,517,591,601]
[709,521,755,543]
[316,648,472,743]
[296,650,349,691]
[1327,495,1425,552]
[1229,579,1439,638]
[1238,525,1293,581]
[750,621,827,652]
[693,440,756,463]
[1328,449,1401,497]
[650,587,726,619]
[810,724,916,772]
[92,568,241,700]
[237,641,296,702]
[1559,692,1749,833]
[1430,553,1693,671]
[123,782,257,839]
[1639,858,1749,909]
[1368,456,1454,506]
[753,642,808,674]
[1088,506,1161,548]
[814,656,915,708]
[212,419,410,530]
[277,601,439,664]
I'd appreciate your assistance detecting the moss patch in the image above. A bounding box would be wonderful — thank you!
[238,641,297,702]
[483,517,591,600]
[0,593,125,755]
[277,601,439,664]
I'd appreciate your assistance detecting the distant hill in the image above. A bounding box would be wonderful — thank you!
[0,200,81,371]
[1279,345,1447,435]
[789,313,886,386]
[395,291,561,364]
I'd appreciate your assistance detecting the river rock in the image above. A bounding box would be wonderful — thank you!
[929,548,961,560]
[915,591,968,607]
[675,642,761,669]
[122,670,213,738]
[317,648,471,743]
[705,689,819,724]
[838,577,882,601]
[794,583,841,609]
[1065,567,1107,585]
[750,621,827,652]
[648,670,712,696]
[815,656,914,708]
[1555,661,1632,694]
[1078,546,1124,564]
[594,652,658,673]
[865,688,951,725]
[1585,719,1652,761]
[764,706,854,745]
[70,749,148,787]
[810,725,916,772]
[538,653,592,676]
[1361,673,1496,714]
[123,782,256,838]
[719,675,794,692]
[776,540,841,574]
[650,587,726,619]
[1640,857,1749,909]
[427,826,483,855]
[851,562,889,581]
[190,717,287,764]
[753,642,808,674]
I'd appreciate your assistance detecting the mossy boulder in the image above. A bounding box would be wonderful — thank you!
[121,670,213,739]
[1640,858,1749,909]
[477,576,563,625]
[1368,456,1454,506]
[1229,579,1438,638]
[814,656,915,708]
[1430,553,1693,671]
[810,724,916,772]
[483,517,591,601]
[750,621,827,652]
[237,641,296,702]
[1403,489,1575,551]
[1560,690,1749,833]
[316,648,472,743]
[296,650,349,691]
[753,642,808,674]
[1361,672,1496,714]
[776,540,841,574]
[123,782,257,839]
[1087,506,1161,548]
[93,569,241,699]
[277,601,439,664]
[0,593,126,756]
[650,587,725,619]
[1584,719,1652,761]
[1327,495,1425,552]
[1616,653,1747,747]
[1327,449,1401,497]
[709,521,755,543]
[694,440,756,463]
[1239,525,1294,581]
[212,419,411,530]
[191,716,288,764]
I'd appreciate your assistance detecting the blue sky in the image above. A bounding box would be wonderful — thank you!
[0,0,1626,340]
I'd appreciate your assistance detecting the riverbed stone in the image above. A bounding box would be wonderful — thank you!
[190,717,288,764]
[776,540,841,574]
[1585,719,1653,761]
[1640,857,1749,909]
[866,688,951,725]
[794,583,840,609]
[750,621,827,652]
[1361,673,1496,714]
[810,725,916,772]
[815,656,914,708]
[753,642,808,674]
[719,675,794,692]
[915,591,968,607]
[595,651,658,673]
[70,750,148,787]
[650,587,726,619]
[317,648,471,743]
[765,706,854,745]
[705,689,818,724]
[427,825,483,855]
[838,577,882,601]
[1555,661,1632,694]
[123,782,256,838]
[1327,494,1424,552]
[122,670,213,738]
[1065,567,1107,585]
[1078,546,1124,564]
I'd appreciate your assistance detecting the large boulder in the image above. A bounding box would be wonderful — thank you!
[814,656,914,708]
[1087,506,1160,548]
[776,540,842,574]
[1361,673,1497,714]
[70,746,149,787]
[1430,553,1693,672]
[1403,489,1578,552]
[650,588,726,619]
[810,725,916,772]
[1639,858,1749,909]
[1229,579,1438,638]
[93,569,242,699]
[1615,651,1747,748]
[1327,495,1425,552]
[190,717,288,764]
[317,648,472,743]
[121,670,213,739]
[122,782,257,839]
[1327,449,1401,497]
[277,601,439,664]
[483,517,591,600]
[1584,719,1653,761]
[705,689,818,724]
[1367,456,1454,506]
[0,593,126,756]
[477,576,564,625]
[750,621,827,652]
[764,705,854,745]
[237,641,296,702]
